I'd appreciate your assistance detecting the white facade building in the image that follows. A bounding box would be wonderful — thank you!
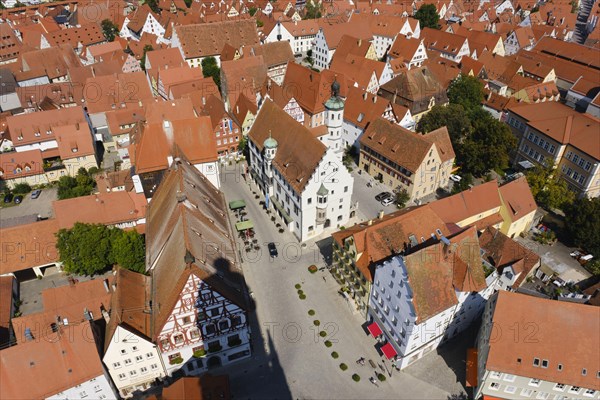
[248,83,355,241]
[264,21,318,56]
[48,375,116,400]
[368,227,493,370]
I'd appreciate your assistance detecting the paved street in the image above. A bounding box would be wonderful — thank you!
[217,163,467,399]
[350,167,397,222]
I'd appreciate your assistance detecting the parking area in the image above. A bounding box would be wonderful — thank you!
[0,187,57,225]
[516,236,591,283]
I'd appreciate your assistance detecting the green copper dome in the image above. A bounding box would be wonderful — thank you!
[264,136,278,149]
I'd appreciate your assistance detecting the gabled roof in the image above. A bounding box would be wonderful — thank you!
[150,375,231,400]
[242,41,294,67]
[53,191,147,229]
[317,18,373,49]
[479,227,540,288]
[333,34,374,60]
[332,205,453,282]
[0,149,44,180]
[282,62,349,114]
[221,55,268,107]
[429,180,503,229]
[486,291,600,388]
[404,226,485,322]
[343,87,390,129]
[174,19,259,59]
[147,158,245,339]
[0,322,106,399]
[105,267,152,351]
[248,99,327,193]
[388,35,423,61]
[508,101,600,160]
[422,27,469,56]
[359,117,454,172]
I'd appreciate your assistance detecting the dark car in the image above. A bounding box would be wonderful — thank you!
[3,193,13,203]
[268,242,278,258]
[31,189,42,199]
[14,195,23,204]
[375,192,392,201]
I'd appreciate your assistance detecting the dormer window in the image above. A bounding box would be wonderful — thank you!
[533,358,540,367]
[72,148,78,153]
[17,136,23,141]
[34,132,40,137]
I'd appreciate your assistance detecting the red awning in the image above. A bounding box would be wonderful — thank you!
[367,322,383,337]
[466,348,478,387]
[381,342,397,359]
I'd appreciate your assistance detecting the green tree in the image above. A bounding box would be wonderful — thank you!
[467,109,516,175]
[56,223,114,275]
[451,173,474,194]
[414,4,440,29]
[248,6,257,16]
[257,19,264,28]
[140,44,154,71]
[57,169,95,200]
[447,75,484,110]
[526,163,575,210]
[303,1,322,19]
[202,56,221,88]
[56,223,146,275]
[111,230,146,273]
[395,189,410,208]
[145,0,160,13]
[12,183,32,194]
[564,197,600,257]
[584,259,600,276]
[417,104,472,147]
[101,19,119,42]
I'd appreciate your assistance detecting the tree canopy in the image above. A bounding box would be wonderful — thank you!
[415,4,440,29]
[57,168,95,200]
[526,162,575,210]
[564,197,600,257]
[303,1,322,19]
[56,223,146,275]
[101,19,119,42]
[418,100,516,177]
[202,56,221,89]
[447,75,485,110]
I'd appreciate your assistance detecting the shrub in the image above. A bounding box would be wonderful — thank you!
[377,373,386,381]
[299,294,306,300]
[278,228,285,233]
[308,265,318,273]
[308,309,315,316]
[339,363,348,371]
[271,216,276,222]
[313,320,320,326]
[295,284,301,289]
[324,340,332,347]
[13,183,31,194]
[297,289,304,295]
[352,374,360,382]
[319,330,327,337]
[169,356,184,365]
[193,349,206,358]
[331,352,339,359]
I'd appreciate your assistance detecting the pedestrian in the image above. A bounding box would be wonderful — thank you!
[322,276,326,282]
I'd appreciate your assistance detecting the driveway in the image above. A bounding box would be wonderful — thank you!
[350,168,397,222]
[218,163,466,399]
[516,236,591,283]
[0,187,57,227]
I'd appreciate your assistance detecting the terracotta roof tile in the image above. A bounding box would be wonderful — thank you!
[174,19,259,59]
[485,291,600,389]
[248,99,326,193]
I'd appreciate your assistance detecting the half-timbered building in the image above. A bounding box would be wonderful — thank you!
[145,155,251,377]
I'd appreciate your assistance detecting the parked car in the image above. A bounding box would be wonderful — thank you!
[375,192,392,201]
[268,242,278,258]
[14,195,23,204]
[31,189,42,199]
[449,174,462,182]
[3,193,13,203]
[381,197,394,207]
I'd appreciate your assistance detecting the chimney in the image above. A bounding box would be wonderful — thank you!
[102,279,110,293]
[378,210,384,219]
[363,92,368,100]
[367,219,373,226]
[176,190,187,203]
[236,105,239,114]
[101,306,110,323]
[202,96,206,106]
[358,39,362,46]
[373,96,377,103]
